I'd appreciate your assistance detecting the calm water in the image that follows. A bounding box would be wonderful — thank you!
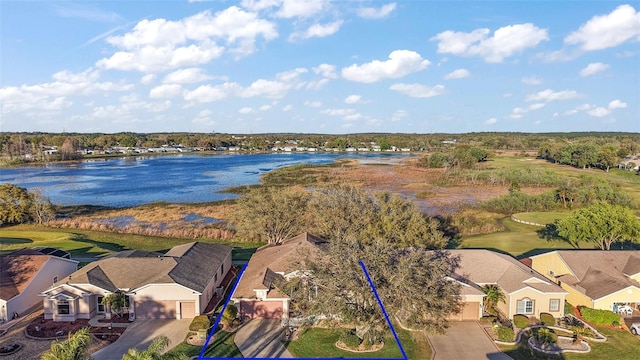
[0,153,409,207]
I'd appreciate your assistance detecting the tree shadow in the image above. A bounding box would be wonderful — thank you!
[433,215,462,249]
[69,233,126,253]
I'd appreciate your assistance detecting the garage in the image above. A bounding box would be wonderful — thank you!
[135,299,177,319]
[180,301,196,319]
[448,302,481,321]
[239,300,283,319]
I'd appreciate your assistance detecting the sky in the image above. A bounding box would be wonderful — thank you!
[1,1,639,134]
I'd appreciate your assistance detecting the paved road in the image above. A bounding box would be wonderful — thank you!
[428,321,512,360]
[91,319,190,360]
[234,319,293,358]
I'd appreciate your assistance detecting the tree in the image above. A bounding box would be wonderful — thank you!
[221,303,238,328]
[41,327,92,360]
[102,291,127,318]
[597,146,619,172]
[231,186,309,244]
[0,183,31,226]
[310,184,447,249]
[60,137,80,160]
[29,189,56,224]
[481,284,506,316]
[556,202,640,250]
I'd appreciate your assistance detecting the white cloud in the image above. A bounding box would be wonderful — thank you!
[341,50,430,83]
[259,104,272,111]
[521,76,543,85]
[275,67,307,82]
[240,0,281,12]
[239,107,254,114]
[304,100,322,107]
[444,68,470,79]
[509,103,545,119]
[431,23,548,62]
[163,68,213,84]
[183,84,230,102]
[344,95,362,104]
[357,3,396,19]
[565,4,640,51]
[321,108,362,120]
[389,83,445,98]
[140,74,156,84]
[312,63,337,78]
[608,99,627,109]
[282,104,293,111]
[587,107,611,117]
[579,62,609,77]
[525,89,579,102]
[391,109,408,122]
[97,7,278,72]
[290,21,343,41]
[149,84,183,98]
[485,117,497,125]
[276,0,328,18]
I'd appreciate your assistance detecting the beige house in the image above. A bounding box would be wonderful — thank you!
[39,243,231,321]
[447,250,568,320]
[0,249,78,321]
[530,250,640,312]
[231,233,323,320]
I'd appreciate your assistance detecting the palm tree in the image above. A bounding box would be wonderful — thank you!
[481,284,506,316]
[41,327,92,360]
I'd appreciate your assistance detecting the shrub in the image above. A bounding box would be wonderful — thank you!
[480,315,497,324]
[494,325,515,342]
[534,328,557,345]
[340,330,362,348]
[564,301,575,315]
[578,306,620,326]
[540,313,555,326]
[513,314,529,329]
[189,315,211,331]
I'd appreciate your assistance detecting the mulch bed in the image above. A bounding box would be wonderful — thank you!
[25,316,124,343]
[97,316,132,324]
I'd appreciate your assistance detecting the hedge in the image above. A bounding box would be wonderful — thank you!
[189,315,211,331]
[513,314,529,329]
[494,325,515,342]
[578,306,620,326]
[539,313,555,326]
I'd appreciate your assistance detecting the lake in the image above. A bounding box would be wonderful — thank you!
[0,153,410,207]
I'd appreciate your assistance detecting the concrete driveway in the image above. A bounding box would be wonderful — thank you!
[91,319,190,360]
[234,319,293,358]
[428,321,512,360]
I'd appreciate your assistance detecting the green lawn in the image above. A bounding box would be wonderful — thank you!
[499,326,640,360]
[0,224,261,261]
[286,327,427,359]
[201,330,243,358]
[512,211,570,225]
[459,217,590,257]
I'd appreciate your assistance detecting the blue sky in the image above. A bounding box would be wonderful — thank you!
[1,0,639,134]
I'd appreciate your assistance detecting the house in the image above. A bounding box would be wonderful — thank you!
[231,233,323,320]
[0,249,78,322]
[530,250,640,312]
[446,249,568,320]
[39,242,231,322]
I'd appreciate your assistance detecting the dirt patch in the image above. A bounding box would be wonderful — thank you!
[26,316,90,338]
[97,316,131,324]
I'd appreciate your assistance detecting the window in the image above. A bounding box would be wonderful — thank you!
[221,264,224,274]
[214,273,218,283]
[53,276,58,283]
[549,299,560,312]
[548,269,555,276]
[97,296,105,312]
[57,300,70,315]
[517,298,534,314]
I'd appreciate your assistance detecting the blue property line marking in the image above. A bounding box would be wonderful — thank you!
[201,261,407,359]
[359,260,409,360]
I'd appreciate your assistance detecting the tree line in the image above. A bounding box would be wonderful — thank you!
[538,141,636,172]
[0,183,55,226]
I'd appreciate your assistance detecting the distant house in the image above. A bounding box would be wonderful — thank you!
[530,250,640,312]
[231,233,324,320]
[445,250,568,320]
[0,249,78,321]
[39,242,231,321]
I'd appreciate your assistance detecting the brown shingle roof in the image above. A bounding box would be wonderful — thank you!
[233,233,323,299]
[551,250,640,298]
[54,242,231,293]
[447,249,565,295]
[0,254,50,300]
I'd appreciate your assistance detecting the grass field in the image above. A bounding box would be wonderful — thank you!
[512,211,570,225]
[286,327,425,359]
[0,224,261,261]
[459,217,585,257]
[499,326,640,360]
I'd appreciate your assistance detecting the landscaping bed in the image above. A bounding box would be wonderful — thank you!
[25,316,90,338]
